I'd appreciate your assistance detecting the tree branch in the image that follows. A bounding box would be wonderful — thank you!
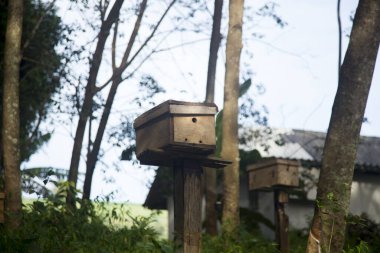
[111,18,119,71]
[22,0,57,53]
[99,0,109,22]
[27,109,44,143]
[120,0,177,71]
[120,38,209,83]
[87,0,124,94]
[95,0,177,92]
[118,0,148,70]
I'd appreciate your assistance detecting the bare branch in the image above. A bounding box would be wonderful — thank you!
[120,0,177,71]
[87,0,124,93]
[111,18,119,71]
[99,0,103,21]
[120,38,210,83]
[95,0,148,92]
[155,38,209,53]
[28,110,43,142]
[95,77,113,93]
[118,0,148,69]
[100,0,111,22]
[96,0,177,92]
[22,0,57,53]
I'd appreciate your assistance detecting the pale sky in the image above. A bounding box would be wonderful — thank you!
[24,0,379,204]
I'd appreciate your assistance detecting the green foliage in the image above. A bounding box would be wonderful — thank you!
[202,226,279,253]
[2,190,376,253]
[0,185,173,253]
[288,229,308,252]
[240,207,275,233]
[21,167,72,197]
[215,109,223,157]
[239,149,261,173]
[345,213,380,252]
[343,241,370,253]
[215,78,252,156]
[0,0,66,163]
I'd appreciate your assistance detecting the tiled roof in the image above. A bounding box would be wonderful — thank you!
[260,129,380,172]
[143,128,380,209]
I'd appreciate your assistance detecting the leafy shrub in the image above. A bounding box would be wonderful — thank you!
[3,184,378,253]
[0,185,172,253]
[343,241,370,253]
[345,213,380,252]
[202,228,279,253]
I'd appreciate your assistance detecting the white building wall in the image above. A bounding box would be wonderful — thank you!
[164,169,380,239]
[286,202,314,230]
[285,172,380,230]
[349,174,380,223]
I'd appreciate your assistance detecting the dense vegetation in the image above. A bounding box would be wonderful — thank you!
[0,0,65,164]
[1,186,378,253]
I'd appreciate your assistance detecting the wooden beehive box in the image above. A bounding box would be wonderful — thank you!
[247,158,299,190]
[134,100,218,164]
[0,192,4,223]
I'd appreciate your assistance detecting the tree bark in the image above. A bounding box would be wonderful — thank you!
[2,0,23,229]
[81,0,176,200]
[221,0,244,234]
[204,0,223,236]
[205,0,223,104]
[306,0,380,252]
[66,0,124,207]
[82,76,121,200]
[81,0,148,200]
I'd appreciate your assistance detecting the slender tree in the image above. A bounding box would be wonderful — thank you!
[81,0,176,200]
[64,0,177,204]
[221,0,244,234]
[81,0,148,201]
[205,0,223,104]
[204,0,223,236]
[306,0,380,252]
[1,0,65,165]
[2,0,23,228]
[66,0,125,207]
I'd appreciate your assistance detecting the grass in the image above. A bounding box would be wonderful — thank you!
[23,198,169,239]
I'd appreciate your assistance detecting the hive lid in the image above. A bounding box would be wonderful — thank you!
[134,100,218,129]
[138,148,230,168]
[247,158,300,172]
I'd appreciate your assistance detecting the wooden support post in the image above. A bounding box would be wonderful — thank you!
[133,100,228,252]
[274,189,290,253]
[0,192,4,223]
[174,160,184,249]
[174,159,203,253]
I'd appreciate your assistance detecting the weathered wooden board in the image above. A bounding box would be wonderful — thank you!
[134,100,218,164]
[0,192,4,223]
[173,116,215,146]
[173,160,204,253]
[135,117,171,158]
[274,190,290,253]
[247,158,299,190]
[138,149,231,168]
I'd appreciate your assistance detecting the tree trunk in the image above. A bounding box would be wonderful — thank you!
[205,0,223,104]
[204,0,223,236]
[82,76,121,200]
[82,0,148,200]
[66,0,124,207]
[306,1,380,252]
[2,0,23,229]
[221,0,244,234]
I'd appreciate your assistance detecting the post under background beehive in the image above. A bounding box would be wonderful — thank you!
[0,192,4,223]
[134,100,218,165]
[247,158,299,190]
